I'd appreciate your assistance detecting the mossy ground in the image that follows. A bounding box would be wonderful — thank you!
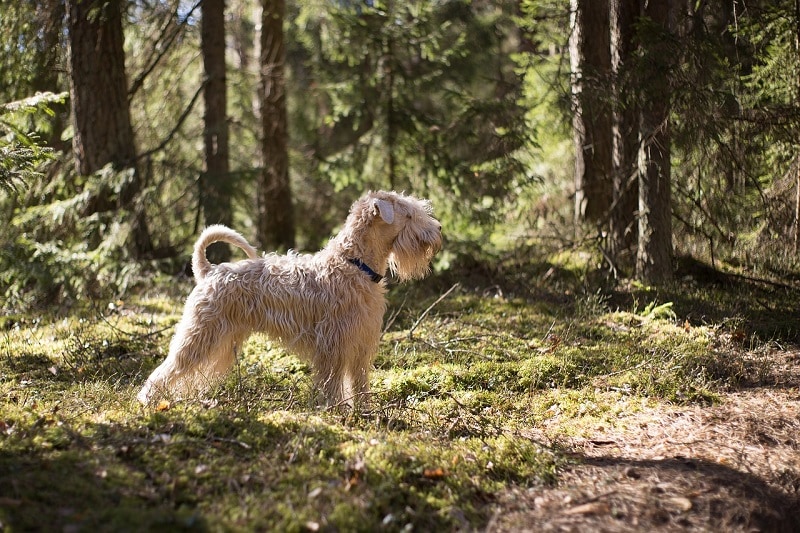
[1,249,798,531]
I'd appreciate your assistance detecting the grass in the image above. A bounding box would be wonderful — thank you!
[1,249,797,531]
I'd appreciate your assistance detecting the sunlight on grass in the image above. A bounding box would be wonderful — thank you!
[0,278,784,530]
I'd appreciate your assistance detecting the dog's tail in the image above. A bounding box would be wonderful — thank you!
[192,225,259,282]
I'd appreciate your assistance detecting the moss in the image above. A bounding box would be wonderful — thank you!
[0,279,786,530]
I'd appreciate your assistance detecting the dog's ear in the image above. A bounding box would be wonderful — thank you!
[372,198,394,224]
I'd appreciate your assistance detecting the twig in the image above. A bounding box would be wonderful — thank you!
[408,283,460,340]
[575,490,619,506]
[128,1,202,99]
[97,312,173,339]
[382,293,408,335]
[137,80,206,161]
[210,436,251,449]
[427,334,503,346]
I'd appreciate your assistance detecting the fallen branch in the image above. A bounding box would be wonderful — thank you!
[408,283,460,340]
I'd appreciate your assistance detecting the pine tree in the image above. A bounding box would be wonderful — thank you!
[258,0,295,251]
[290,0,530,222]
[66,0,153,256]
[570,0,613,224]
[201,0,233,263]
[634,1,675,283]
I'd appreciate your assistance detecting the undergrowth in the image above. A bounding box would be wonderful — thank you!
[0,248,796,530]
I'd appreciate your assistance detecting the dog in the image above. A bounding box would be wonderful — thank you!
[137,190,442,407]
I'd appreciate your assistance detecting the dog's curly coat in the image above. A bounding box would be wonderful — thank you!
[137,190,442,406]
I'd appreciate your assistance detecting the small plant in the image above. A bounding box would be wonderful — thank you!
[0,92,65,193]
[638,299,676,321]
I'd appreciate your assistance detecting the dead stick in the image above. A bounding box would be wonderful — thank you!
[408,283,460,340]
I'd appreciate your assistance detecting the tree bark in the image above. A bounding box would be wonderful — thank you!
[795,157,799,255]
[67,0,136,176]
[34,0,67,151]
[635,0,674,283]
[794,0,800,254]
[570,0,614,225]
[257,0,295,251]
[384,33,397,190]
[201,0,232,263]
[66,0,152,256]
[609,0,639,262]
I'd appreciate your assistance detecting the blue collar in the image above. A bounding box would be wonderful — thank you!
[348,258,383,283]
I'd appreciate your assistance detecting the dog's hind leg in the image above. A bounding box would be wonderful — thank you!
[204,332,248,382]
[137,310,237,403]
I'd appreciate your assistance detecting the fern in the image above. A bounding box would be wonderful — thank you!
[0,91,67,193]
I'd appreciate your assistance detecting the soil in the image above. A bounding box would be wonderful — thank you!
[489,350,800,532]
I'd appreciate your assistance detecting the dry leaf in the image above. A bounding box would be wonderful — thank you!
[423,467,446,479]
[344,475,359,491]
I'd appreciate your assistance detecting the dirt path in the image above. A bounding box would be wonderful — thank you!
[490,351,800,532]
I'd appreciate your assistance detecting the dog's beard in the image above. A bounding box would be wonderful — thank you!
[388,233,439,280]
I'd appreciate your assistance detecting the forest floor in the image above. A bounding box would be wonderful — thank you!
[491,353,800,532]
[1,248,799,531]
[462,252,800,532]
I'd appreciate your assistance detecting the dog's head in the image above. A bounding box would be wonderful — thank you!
[353,191,442,281]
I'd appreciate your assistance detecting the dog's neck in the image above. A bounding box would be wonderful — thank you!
[327,226,392,281]
[348,258,383,283]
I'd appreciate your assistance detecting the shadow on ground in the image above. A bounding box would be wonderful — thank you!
[491,453,800,532]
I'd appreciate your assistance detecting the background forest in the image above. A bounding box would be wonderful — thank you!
[2,0,799,307]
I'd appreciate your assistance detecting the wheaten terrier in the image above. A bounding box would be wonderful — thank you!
[137,190,442,407]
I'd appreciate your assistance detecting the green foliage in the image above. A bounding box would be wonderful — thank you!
[637,300,676,321]
[1,158,158,309]
[737,2,800,109]
[0,92,66,193]
[1,4,202,310]
[0,144,45,194]
[289,0,535,237]
[3,0,799,313]
[655,2,800,266]
[0,2,63,102]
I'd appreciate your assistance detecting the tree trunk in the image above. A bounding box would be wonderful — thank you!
[34,0,68,152]
[795,158,799,255]
[201,0,232,263]
[385,34,397,190]
[570,0,614,225]
[67,0,136,176]
[609,0,639,263]
[794,0,800,255]
[257,0,295,251]
[635,0,674,283]
[66,0,152,256]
